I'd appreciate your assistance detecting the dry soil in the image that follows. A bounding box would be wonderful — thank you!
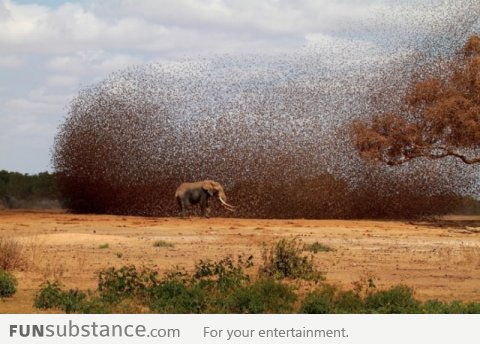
[1,210,479,313]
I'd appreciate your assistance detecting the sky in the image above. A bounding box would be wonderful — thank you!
[0,0,478,174]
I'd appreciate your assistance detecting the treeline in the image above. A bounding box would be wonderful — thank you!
[0,170,60,209]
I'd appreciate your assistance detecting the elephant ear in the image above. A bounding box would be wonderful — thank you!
[201,181,215,196]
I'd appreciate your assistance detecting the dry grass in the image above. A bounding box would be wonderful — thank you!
[431,244,480,266]
[40,254,66,282]
[0,238,25,271]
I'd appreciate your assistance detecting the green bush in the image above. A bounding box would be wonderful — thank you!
[61,289,87,314]
[98,265,158,302]
[464,302,480,313]
[300,285,364,314]
[34,281,88,313]
[422,300,480,314]
[366,285,421,314]
[335,290,365,313]
[76,297,112,314]
[147,280,207,313]
[422,299,455,314]
[193,255,252,291]
[0,270,17,297]
[223,278,296,314]
[34,281,64,309]
[260,238,324,281]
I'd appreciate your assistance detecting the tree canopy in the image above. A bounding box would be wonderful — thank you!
[354,35,480,166]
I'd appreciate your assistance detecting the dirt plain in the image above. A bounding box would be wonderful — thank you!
[0,210,480,313]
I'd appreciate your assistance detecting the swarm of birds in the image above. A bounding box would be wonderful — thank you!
[53,0,480,218]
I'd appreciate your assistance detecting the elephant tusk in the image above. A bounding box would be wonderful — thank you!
[219,197,236,209]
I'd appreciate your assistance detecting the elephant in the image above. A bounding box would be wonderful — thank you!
[175,180,235,218]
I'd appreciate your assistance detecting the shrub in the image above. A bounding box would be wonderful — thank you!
[260,238,324,281]
[147,280,207,314]
[366,285,421,314]
[422,299,454,314]
[35,281,111,313]
[98,265,158,302]
[223,278,296,314]
[98,243,109,249]
[76,297,112,314]
[300,285,336,314]
[0,270,17,297]
[0,238,24,271]
[193,255,253,291]
[61,289,87,314]
[422,300,480,314]
[34,281,64,309]
[335,290,365,313]
[300,284,364,314]
[464,302,480,314]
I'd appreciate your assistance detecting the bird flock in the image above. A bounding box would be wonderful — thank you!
[53,0,480,218]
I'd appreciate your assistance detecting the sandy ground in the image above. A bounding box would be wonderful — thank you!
[0,210,480,313]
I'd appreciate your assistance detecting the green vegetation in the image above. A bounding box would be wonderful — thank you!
[98,244,109,249]
[224,278,296,314]
[421,300,480,314]
[98,265,158,303]
[0,170,59,209]
[365,285,420,314]
[32,238,480,314]
[300,284,364,314]
[260,237,324,281]
[35,281,110,314]
[0,270,17,297]
[34,281,64,309]
[147,279,207,313]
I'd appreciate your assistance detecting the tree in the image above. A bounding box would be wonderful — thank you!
[354,35,480,166]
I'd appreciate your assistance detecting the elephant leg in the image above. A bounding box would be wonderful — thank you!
[200,197,209,218]
[178,197,189,219]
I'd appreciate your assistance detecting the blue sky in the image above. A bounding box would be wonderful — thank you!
[0,0,478,173]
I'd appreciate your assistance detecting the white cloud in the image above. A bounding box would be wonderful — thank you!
[1,0,472,57]
[0,0,385,56]
[0,54,24,67]
[0,112,54,135]
[4,94,64,117]
[47,50,144,75]
[45,74,79,88]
